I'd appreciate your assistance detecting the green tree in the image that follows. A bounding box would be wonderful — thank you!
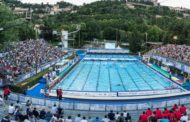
[103,27,116,40]
[147,25,163,42]
[128,31,142,53]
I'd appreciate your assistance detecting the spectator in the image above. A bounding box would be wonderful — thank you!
[88,116,92,122]
[102,115,109,122]
[172,104,178,111]
[163,108,169,114]
[32,108,39,120]
[75,114,82,122]
[50,114,58,122]
[81,116,88,122]
[180,113,188,122]
[146,108,152,117]
[174,109,181,121]
[39,108,46,120]
[108,110,115,121]
[160,116,169,122]
[155,108,162,119]
[15,101,21,109]
[139,111,148,122]
[116,113,125,122]
[14,108,21,120]
[149,112,157,122]
[57,104,63,116]
[46,110,53,122]
[180,104,187,114]
[92,117,100,122]
[3,87,10,100]
[59,116,65,122]
[169,110,175,121]
[115,112,120,120]
[26,100,32,107]
[51,104,57,115]
[123,110,127,117]
[28,113,35,122]
[26,108,32,116]
[125,113,131,122]
[65,116,72,122]
[8,103,15,115]
[162,111,169,119]
[23,115,30,122]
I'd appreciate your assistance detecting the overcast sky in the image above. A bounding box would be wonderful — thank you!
[20,0,190,9]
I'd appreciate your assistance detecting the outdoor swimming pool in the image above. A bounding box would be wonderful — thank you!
[54,54,182,92]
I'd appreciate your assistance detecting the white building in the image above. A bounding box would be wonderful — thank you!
[14,7,29,15]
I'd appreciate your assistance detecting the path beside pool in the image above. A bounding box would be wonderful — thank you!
[149,64,190,90]
[26,78,46,98]
[150,64,184,84]
[26,64,73,98]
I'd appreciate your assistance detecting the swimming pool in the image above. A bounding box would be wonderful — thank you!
[54,54,182,92]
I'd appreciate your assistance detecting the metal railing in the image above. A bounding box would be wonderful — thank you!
[8,92,190,111]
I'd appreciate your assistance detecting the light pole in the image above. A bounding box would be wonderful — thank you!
[79,29,81,48]
[34,27,39,75]
[145,32,148,43]
[145,32,148,51]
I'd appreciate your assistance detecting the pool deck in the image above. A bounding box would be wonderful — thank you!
[150,64,184,84]
[26,62,189,99]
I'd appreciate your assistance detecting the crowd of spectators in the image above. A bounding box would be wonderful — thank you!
[149,44,190,65]
[1,101,132,122]
[1,99,190,122]
[139,104,188,122]
[0,39,65,84]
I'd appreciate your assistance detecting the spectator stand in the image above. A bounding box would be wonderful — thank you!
[0,39,71,86]
[144,44,190,90]
[26,56,79,98]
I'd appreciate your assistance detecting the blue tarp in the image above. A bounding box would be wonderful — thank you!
[26,78,46,97]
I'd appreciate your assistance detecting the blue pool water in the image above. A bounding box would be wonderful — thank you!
[55,55,176,92]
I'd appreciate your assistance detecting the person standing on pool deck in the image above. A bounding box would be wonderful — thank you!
[58,88,62,100]
[3,87,10,100]
[169,71,172,80]
[56,89,59,99]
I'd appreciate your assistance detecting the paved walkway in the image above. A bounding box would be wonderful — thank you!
[0,103,8,119]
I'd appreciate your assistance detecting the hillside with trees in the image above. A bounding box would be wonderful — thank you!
[0,4,35,50]
[44,1,190,52]
[1,0,190,53]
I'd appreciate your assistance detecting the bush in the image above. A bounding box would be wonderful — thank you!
[10,68,50,93]
[66,53,76,60]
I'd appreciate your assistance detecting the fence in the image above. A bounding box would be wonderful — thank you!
[150,54,190,74]
[48,57,80,89]
[87,49,129,54]
[8,92,190,112]
[49,89,182,98]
